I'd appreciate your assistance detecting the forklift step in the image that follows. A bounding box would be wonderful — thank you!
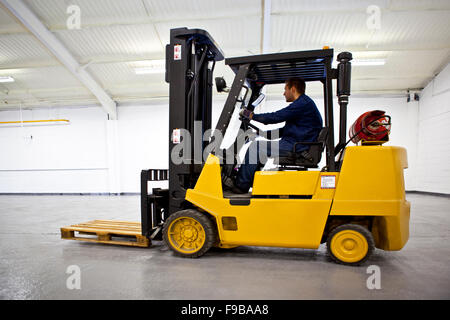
[60,220,150,248]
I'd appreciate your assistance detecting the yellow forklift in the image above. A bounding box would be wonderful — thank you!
[62,28,410,266]
[150,27,410,266]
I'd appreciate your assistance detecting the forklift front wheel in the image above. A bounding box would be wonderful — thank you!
[327,224,375,266]
[163,209,217,258]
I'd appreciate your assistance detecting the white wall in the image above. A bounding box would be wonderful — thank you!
[117,103,169,193]
[336,96,418,191]
[415,62,450,194]
[0,103,172,194]
[0,107,109,193]
[4,62,450,195]
[0,92,420,193]
[254,94,417,188]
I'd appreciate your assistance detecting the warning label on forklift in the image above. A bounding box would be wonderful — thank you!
[321,175,336,189]
[172,128,181,144]
[174,44,182,60]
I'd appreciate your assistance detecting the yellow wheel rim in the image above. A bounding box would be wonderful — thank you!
[331,229,368,263]
[167,216,206,254]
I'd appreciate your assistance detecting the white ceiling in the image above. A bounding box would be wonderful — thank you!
[0,0,449,110]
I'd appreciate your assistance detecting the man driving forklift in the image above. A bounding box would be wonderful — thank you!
[224,77,323,193]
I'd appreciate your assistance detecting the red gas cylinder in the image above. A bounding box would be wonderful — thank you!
[349,110,391,144]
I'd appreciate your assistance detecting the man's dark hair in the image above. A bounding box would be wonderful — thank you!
[286,78,306,94]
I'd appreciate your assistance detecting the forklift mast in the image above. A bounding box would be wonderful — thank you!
[141,28,224,238]
[140,27,352,240]
[165,28,224,215]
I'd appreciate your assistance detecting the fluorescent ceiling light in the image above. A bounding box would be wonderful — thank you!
[0,76,15,83]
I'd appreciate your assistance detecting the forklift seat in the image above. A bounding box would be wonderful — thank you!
[274,127,328,169]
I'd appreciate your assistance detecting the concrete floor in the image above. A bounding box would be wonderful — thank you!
[0,193,449,300]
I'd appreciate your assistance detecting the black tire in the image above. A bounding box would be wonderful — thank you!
[163,209,217,258]
[326,224,375,266]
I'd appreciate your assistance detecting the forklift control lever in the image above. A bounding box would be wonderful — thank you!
[251,93,266,108]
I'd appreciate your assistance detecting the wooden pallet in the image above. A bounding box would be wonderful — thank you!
[61,220,150,248]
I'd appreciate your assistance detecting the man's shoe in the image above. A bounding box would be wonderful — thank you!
[231,186,248,194]
[223,177,248,194]
[223,176,235,191]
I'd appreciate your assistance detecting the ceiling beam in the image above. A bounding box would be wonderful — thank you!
[0,0,117,119]
[140,0,165,52]
[261,0,271,54]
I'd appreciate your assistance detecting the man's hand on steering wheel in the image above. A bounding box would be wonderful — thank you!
[239,108,254,121]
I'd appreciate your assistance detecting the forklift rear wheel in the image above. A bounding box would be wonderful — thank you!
[163,209,217,258]
[327,224,375,266]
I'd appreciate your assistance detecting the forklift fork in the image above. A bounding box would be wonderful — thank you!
[140,169,169,241]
